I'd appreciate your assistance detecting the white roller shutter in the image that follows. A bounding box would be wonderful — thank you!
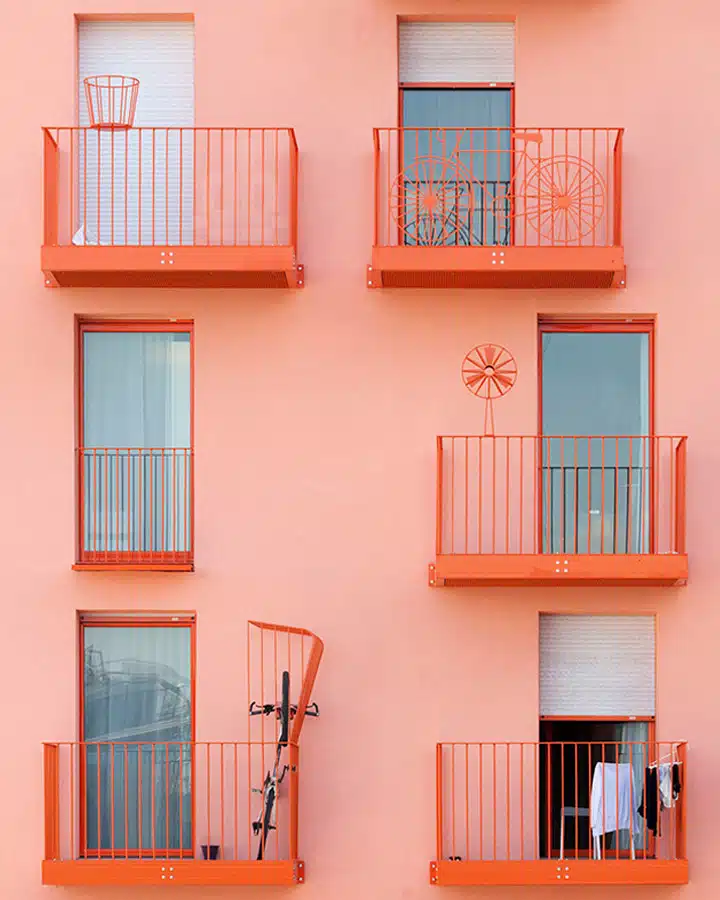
[399,22,515,84]
[76,21,195,246]
[540,615,656,717]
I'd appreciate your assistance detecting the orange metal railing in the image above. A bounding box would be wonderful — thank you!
[436,742,687,863]
[43,127,299,249]
[374,128,623,249]
[43,741,299,863]
[436,436,687,556]
[77,447,193,566]
[247,621,325,746]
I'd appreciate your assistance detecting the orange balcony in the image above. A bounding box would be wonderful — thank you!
[74,448,193,572]
[42,127,302,289]
[43,740,305,886]
[430,436,687,587]
[43,621,324,886]
[370,128,625,289]
[431,741,688,886]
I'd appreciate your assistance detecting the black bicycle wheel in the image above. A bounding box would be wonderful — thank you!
[279,670,290,746]
[256,784,276,860]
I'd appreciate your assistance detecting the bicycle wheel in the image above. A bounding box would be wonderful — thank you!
[256,782,277,860]
[390,156,475,246]
[519,156,606,244]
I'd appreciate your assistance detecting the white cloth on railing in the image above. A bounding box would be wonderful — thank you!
[590,762,641,838]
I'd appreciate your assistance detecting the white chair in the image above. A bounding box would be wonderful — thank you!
[559,806,595,859]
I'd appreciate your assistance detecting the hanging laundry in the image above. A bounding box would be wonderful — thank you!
[591,762,641,839]
[637,762,682,836]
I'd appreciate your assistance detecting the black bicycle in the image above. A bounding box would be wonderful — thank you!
[249,671,319,860]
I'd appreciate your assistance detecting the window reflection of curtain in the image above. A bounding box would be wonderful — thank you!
[83,626,192,855]
[82,332,191,554]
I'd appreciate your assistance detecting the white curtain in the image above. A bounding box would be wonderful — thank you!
[615,722,650,851]
[82,332,191,553]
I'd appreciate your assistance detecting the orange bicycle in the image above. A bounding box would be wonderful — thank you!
[390,128,606,247]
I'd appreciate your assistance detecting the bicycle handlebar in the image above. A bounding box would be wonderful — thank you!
[249,700,320,718]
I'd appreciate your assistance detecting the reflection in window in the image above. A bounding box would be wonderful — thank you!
[82,625,192,856]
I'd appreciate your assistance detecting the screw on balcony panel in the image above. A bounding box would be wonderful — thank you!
[500,252,505,257]
[45,280,51,286]
[161,251,166,256]
[169,252,174,257]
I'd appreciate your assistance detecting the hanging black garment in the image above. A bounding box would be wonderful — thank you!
[637,766,660,835]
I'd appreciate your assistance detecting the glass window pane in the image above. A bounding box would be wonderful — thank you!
[82,625,192,855]
[83,331,191,449]
[540,331,651,555]
[541,332,649,437]
[401,89,512,247]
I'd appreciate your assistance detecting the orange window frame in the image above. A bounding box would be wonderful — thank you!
[540,716,657,860]
[76,319,195,566]
[78,613,197,859]
[537,318,656,554]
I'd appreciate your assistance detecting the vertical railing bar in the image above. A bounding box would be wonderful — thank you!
[492,744,497,861]
[220,129,225,246]
[505,437,510,553]
[450,745,456,859]
[110,743,115,858]
[491,438,497,554]
[519,438,524,553]
[506,743,511,861]
[464,437,469,554]
[465,744,470,861]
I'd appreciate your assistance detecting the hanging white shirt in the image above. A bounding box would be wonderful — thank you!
[590,762,641,838]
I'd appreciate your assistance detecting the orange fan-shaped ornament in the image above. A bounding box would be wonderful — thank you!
[462,344,517,435]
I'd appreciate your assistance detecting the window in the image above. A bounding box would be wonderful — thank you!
[398,22,515,247]
[539,320,653,554]
[77,321,193,567]
[539,615,656,860]
[80,613,195,856]
[76,19,195,246]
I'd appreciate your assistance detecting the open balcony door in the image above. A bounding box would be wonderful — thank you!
[76,20,195,247]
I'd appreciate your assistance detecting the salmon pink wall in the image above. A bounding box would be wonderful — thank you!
[0,0,716,896]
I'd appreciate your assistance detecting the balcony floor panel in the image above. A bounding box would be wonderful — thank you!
[431,553,688,587]
[42,859,304,886]
[42,245,301,289]
[430,859,689,886]
[370,246,625,290]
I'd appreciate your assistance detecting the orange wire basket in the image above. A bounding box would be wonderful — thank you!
[84,75,139,128]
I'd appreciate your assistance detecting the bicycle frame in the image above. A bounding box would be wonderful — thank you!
[253,671,290,861]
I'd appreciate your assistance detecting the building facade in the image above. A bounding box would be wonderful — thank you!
[0,0,712,896]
